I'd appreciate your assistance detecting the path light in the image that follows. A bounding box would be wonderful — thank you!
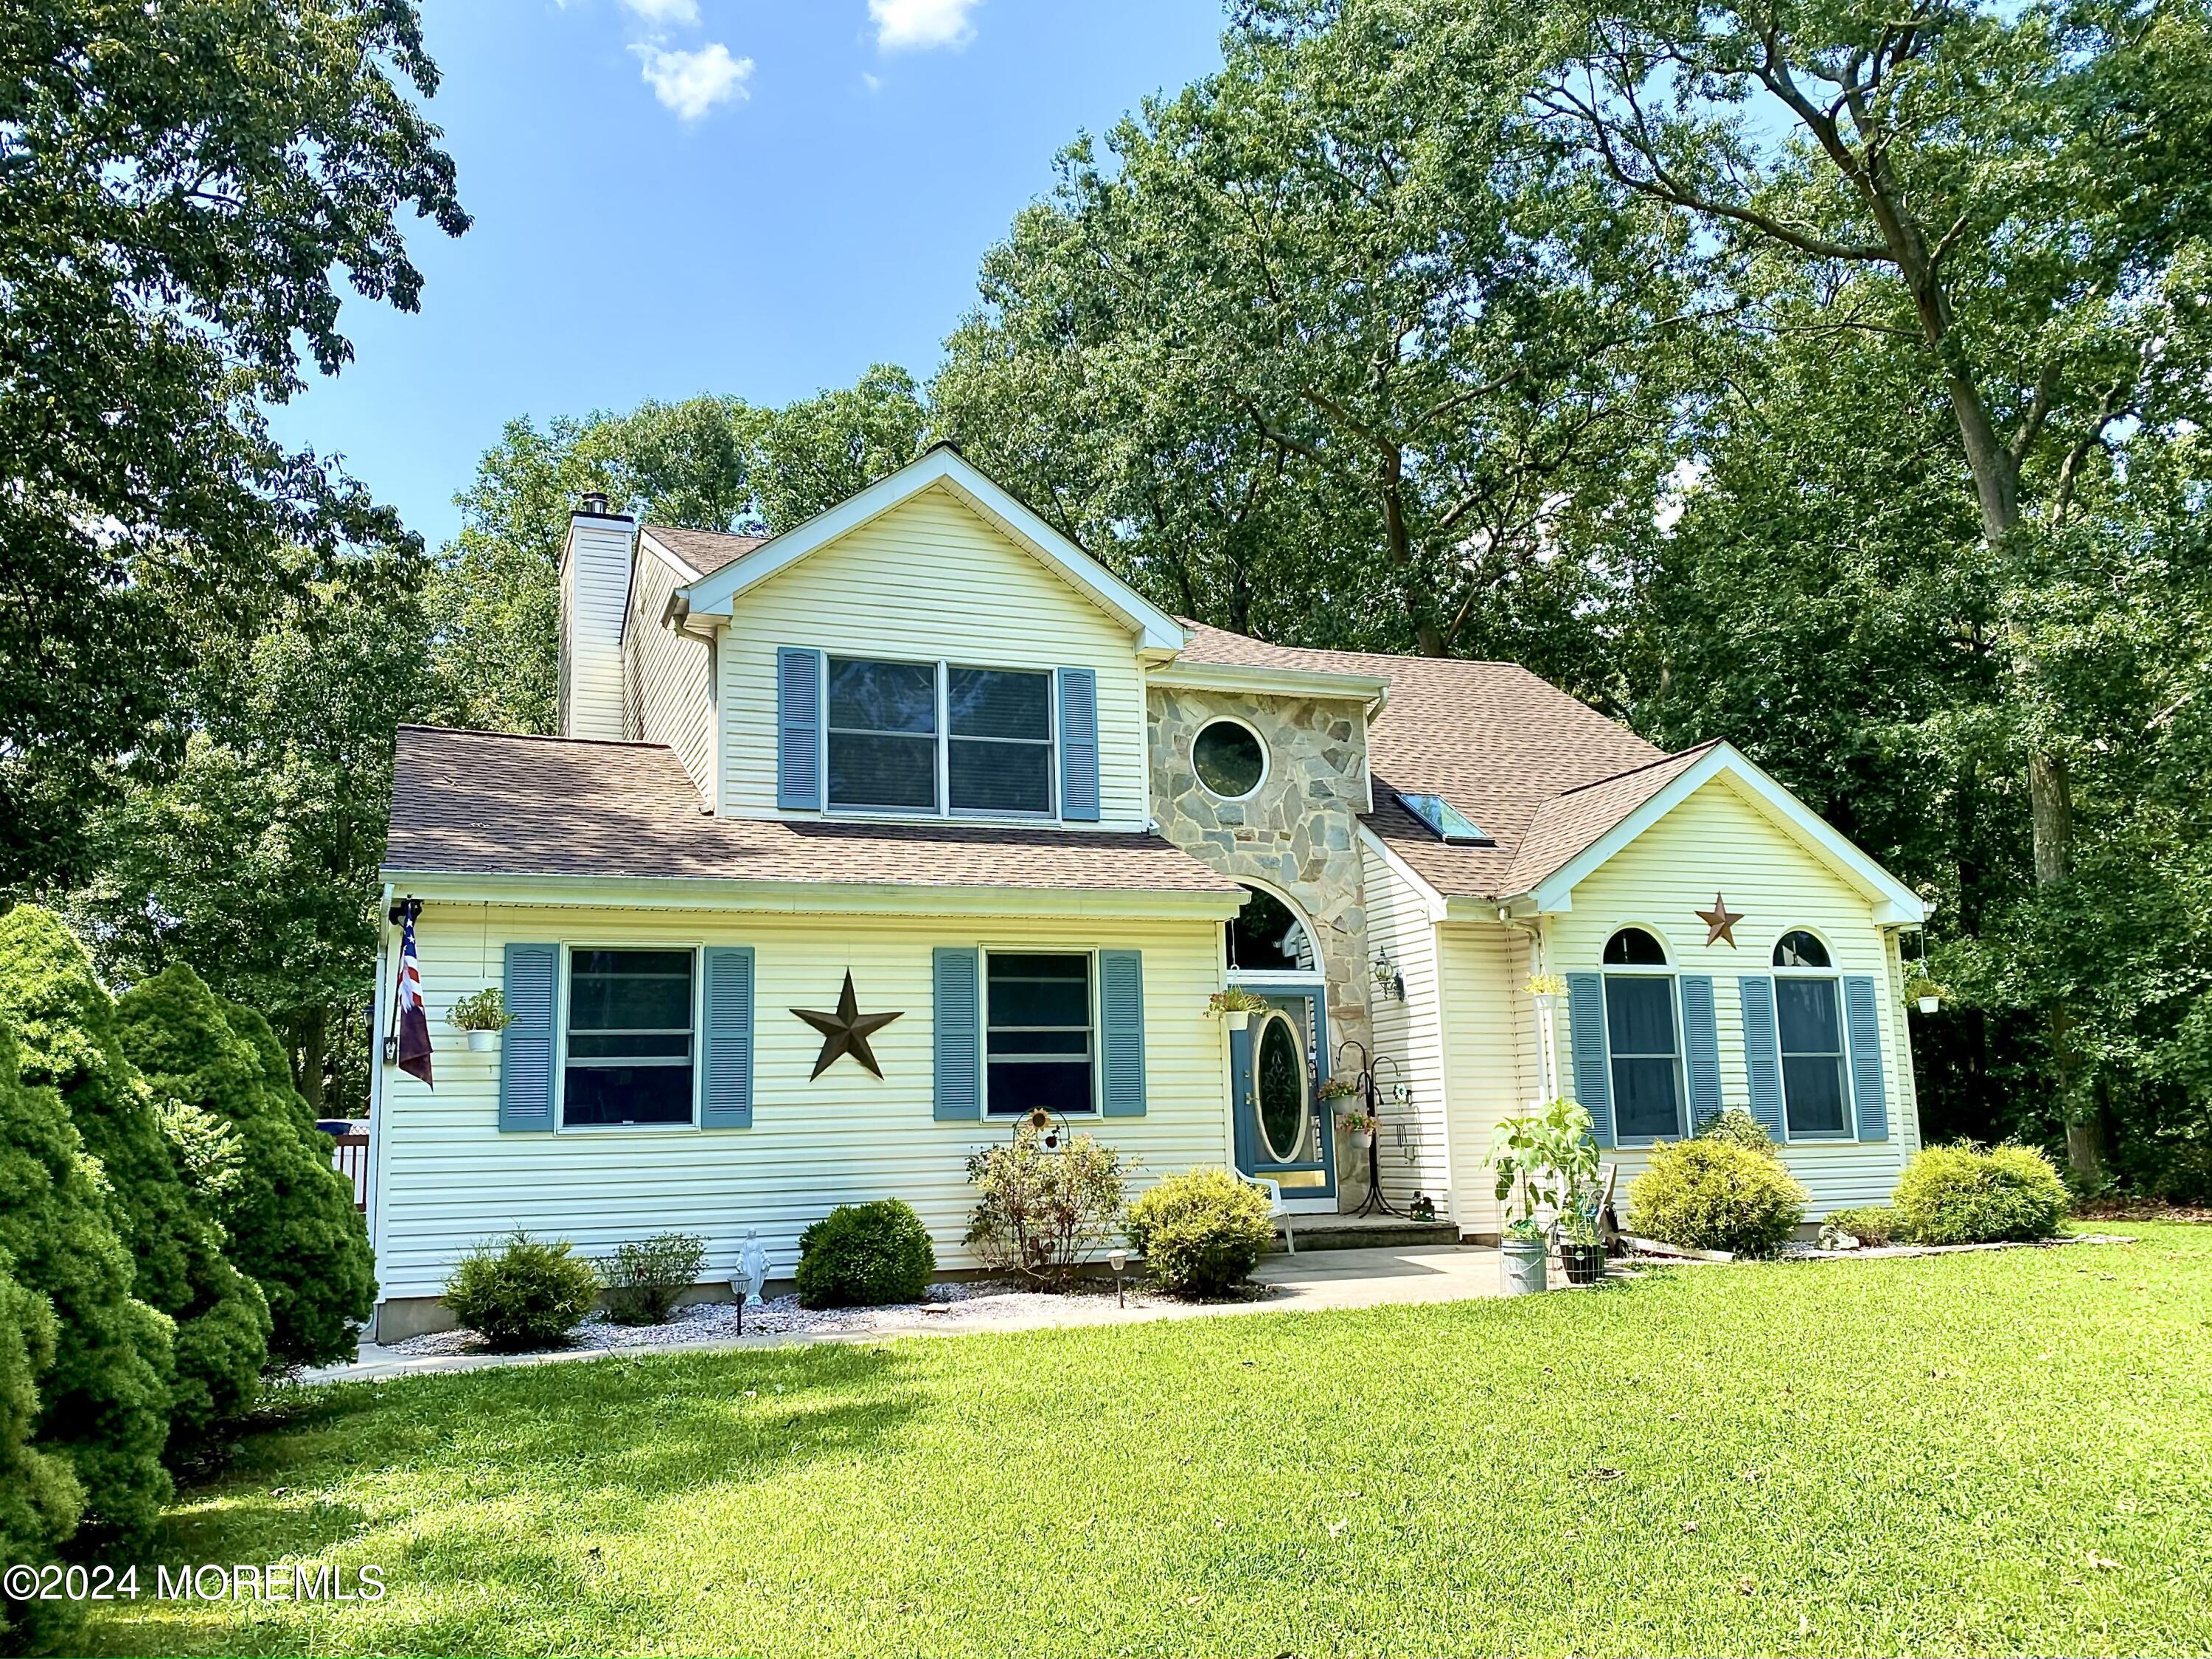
[1108,1247,1129,1308]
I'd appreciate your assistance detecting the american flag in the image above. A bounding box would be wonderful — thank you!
[394,910,434,1088]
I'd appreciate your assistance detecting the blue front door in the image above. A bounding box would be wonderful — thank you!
[1230,991,1335,1200]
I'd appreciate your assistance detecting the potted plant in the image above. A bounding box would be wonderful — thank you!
[1556,1206,1607,1287]
[1206,986,1270,1032]
[448,987,514,1052]
[1903,967,1947,1015]
[1525,972,1568,1011]
[1486,1098,1600,1296]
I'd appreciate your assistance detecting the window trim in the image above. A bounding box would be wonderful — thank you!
[1601,929,1687,1144]
[1770,928,1854,1142]
[555,942,703,1133]
[815,653,1060,824]
[1192,714,1270,802]
[981,947,1099,1117]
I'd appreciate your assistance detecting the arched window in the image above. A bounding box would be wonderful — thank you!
[1602,928,1683,1141]
[1773,930,1848,1137]
[1226,886,1315,974]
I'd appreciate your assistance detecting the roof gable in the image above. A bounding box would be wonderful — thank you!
[676,447,1186,653]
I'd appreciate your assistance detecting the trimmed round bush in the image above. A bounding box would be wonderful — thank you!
[1892,1144,2069,1245]
[1125,1169,1274,1298]
[1626,1138,1808,1257]
[1696,1107,1783,1160]
[0,908,271,1463]
[442,1232,599,1350]
[0,1253,86,1655]
[796,1200,935,1309]
[0,1016,173,1551]
[116,967,376,1366]
[1823,1204,1904,1246]
[598,1232,708,1326]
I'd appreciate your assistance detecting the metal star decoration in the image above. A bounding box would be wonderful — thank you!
[790,970,903,1079]
[1696,893,1745,947]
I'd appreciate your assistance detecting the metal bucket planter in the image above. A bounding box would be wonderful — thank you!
[1559,1242,1608,1287]
[1499,1235,1548,1295]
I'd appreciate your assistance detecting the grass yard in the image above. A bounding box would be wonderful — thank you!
[91,1224,2212,1658]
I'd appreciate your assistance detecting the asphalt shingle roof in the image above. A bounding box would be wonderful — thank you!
[641,524,771,577]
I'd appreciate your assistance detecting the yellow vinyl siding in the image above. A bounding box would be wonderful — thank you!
[717,487,1149,825]
[1435,921,1541,1236]
[1358,841,1456,1216]
[374,902,1227,1303]
[624,547,716,802]
[1543,776,1921,1214]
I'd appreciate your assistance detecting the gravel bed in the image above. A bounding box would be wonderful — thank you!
[384,1279,1166,1360]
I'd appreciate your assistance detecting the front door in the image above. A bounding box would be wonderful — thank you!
[1230,992,1336,1202]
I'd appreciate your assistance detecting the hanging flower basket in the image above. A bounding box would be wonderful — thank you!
[448,987,515,1054]
[1206,987,1270,1031]
[1525,973,1568,1012]
[1903,967,1948,1017]
[466,1029,501,1053]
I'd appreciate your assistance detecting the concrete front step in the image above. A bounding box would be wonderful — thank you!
[1274,1215,1461,1253]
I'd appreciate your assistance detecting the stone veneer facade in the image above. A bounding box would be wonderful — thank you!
[1147,684,1377,1064]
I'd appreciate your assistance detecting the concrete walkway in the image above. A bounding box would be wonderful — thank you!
[308,1244,1506,1386]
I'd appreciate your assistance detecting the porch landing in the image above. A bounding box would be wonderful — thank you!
[1278,1213,1461,1253]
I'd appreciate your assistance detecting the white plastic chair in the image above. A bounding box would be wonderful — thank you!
[1238,1172,1294,1254]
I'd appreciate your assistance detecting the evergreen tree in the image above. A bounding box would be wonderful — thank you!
[116,968,375,1367]
[0,908,271,1463]
[0,1016,172,1550]
[0,1250,83,1657]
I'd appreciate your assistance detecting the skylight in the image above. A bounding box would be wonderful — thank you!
[1397,790,1492,845]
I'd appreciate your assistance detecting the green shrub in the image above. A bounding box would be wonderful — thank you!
[1125,1169,1274,1298]
[598,1233,708,1326]
[442,1232,599,1350]
[964,1124,1127,1284]
[1824,1204,1905,1246]
[795,1200,935,1309]
[0,908,271,1464]
[1625,1138,1808,1257]
[0,1017,173,1551]
[1695,1107,1784,1160]
[0,1252,85,1655]
[1892,1143,2070,1245]
[116,967,376,1366]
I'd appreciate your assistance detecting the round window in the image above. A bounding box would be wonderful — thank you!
[1193,719,1266,799]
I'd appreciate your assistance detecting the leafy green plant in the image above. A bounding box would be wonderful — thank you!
[1205,987,1271,1018]
[442,1232,598,1351]
[445,987,514,1032]
[1694,1107,1784,1161]
[1892,1144,2070,1245]
[964,1126,1127,1285]
[1824,1205,1905,1247]
[796,1200,935,1309]
[1486,1098,1599,1231]
[597,1233,708,1326]
[1626,1138,1808,1257]
[1125,1169,1273,1298]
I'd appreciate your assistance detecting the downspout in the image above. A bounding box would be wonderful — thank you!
[366,883,393,1336]
[1503,910,1556,1106]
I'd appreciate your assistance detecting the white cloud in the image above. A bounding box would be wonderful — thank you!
[860,70,883,93]
[620,0,700,22]
[634,42,753,119]
[869,0,979,52]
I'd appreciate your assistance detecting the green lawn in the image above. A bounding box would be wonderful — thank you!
[91,1224,2212,1658]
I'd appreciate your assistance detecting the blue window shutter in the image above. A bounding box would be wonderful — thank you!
[1739,975,1785,1139]
[1843,974,1890,1141]
[1058,667,1099,822]
[1099,949,1146,1116]
[1565,973,1614,1147]
[776,647,822,810]
[701,947,754,1128]
[933,947,981,1121]
[1681,974,1722,1127]
[498,943,557,1132]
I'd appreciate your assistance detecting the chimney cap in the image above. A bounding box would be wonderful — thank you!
[576,490,612,518]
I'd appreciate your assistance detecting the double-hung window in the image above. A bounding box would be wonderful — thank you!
[985,953,1094,1114]
[1603,926,1685,1141]
[825,657,1054,817]
[1773,930,1849,1137]
[563,948,696,1126]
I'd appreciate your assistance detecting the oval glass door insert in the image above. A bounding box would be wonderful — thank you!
[1254,1009,1308,1164]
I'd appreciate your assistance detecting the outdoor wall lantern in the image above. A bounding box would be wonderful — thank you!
[1371,952,1406,1003]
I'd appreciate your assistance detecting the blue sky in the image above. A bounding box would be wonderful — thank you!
[272,0,1227,549]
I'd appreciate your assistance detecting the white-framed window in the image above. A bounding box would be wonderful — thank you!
[1773,928,1850,1138]
[562,947,698,1127]
[1192,716,1267,800]
[984,950,1096,1116]
[824,656,1055,818]
[1603,926,1685,1142]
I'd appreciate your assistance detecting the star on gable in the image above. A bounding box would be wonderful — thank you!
[1696,894,1745,947]
[791,970,903,1079]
